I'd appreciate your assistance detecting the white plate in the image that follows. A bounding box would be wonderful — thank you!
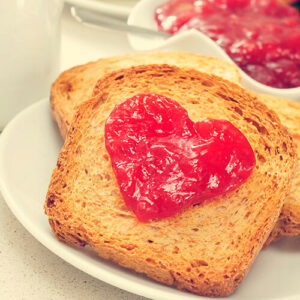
[65,0,137,19]
[0,99,300,300]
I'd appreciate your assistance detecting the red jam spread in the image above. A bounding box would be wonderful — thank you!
[155,0,300,89]
[105,94,255,221]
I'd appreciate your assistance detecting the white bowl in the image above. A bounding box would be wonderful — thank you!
[128,0,300,101]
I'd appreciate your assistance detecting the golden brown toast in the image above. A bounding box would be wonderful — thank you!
[45,65,296,297]
[50,52,241,139]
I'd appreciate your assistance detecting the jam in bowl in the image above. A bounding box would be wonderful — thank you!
[155,0,300,89]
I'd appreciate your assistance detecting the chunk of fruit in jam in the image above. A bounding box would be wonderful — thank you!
[105,94,256,221]
[155,0,300,89]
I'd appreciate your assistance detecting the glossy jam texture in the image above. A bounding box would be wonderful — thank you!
[155,0,300,89]
[105,94,255,221]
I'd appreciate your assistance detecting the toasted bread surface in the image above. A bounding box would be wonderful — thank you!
[253,94,300,245]
[50,52,241,139]
[45,65,296,297]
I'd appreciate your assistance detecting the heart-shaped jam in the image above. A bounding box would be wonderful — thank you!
[105,94,255,221]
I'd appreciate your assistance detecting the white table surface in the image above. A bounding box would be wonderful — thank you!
[0,5,147,300]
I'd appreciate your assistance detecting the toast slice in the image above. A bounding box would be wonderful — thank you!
[50,52,241,139]
[50,52,300,244]
[45,65,296,297]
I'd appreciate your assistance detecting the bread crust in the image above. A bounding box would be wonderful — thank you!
[254,94,300,246]
[45,65,296,297]
[50,52,241,139]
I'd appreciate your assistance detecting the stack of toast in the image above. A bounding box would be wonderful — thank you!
[45,52,299,297]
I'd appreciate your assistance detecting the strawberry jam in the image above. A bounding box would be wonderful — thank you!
[155,0,300,89]
[105,94,255,221]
